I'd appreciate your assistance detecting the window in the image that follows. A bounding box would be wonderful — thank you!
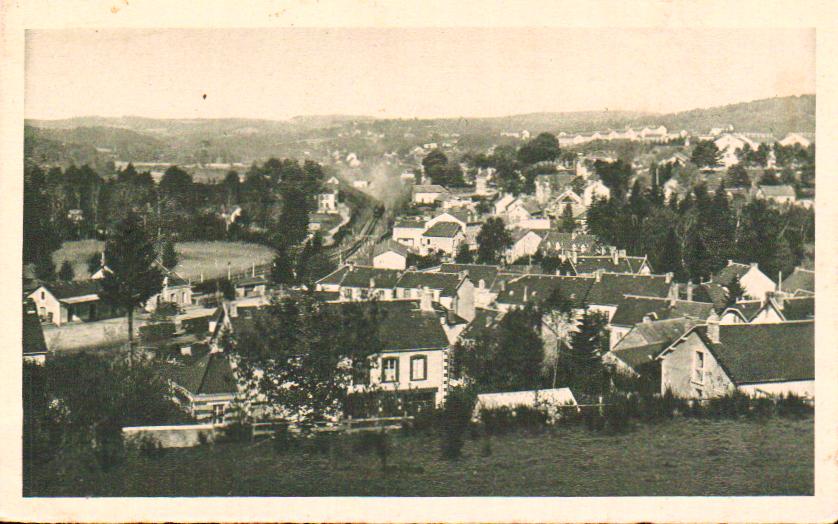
[40,291,45,300]
[410,355,428,381]
[382,357,399,383]
[694,351,705,383]
[212,404,225,425]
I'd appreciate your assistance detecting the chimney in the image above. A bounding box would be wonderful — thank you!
[669,282,679,306]
[686,280,694,302]
[348,262,356,272]
[642,315,653,324]
[595,269,603,282]
[750,262,758,269]
[369,277,376,289]
[618,249,626,258]
[777,271,783,293]
[612,249,619,265]
[523,285,529,302]
[665,272,673,284]
[706,312,720,343]
[420,286,434,312]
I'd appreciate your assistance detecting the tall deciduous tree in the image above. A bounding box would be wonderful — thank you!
[231,295,383,430]
[99,213,163,360]
[476,217,512,264]
[454,305,544,392]
[57,260,75,282]
[516,132,561,165]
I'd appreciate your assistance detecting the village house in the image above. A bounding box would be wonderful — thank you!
[372,240,409,270]
[434,263,514,309]
[714,134,758,168]
[562,249,652,276]
[606,294,714,349]
[605,317,705,389]
[392,217,427,249]
[582,178,611,206]
[583,272,676,321]
[165,350,239,424]
[507,229,547,263]
[537,231,601,256]
[27,280,119,326]
[778,132,812,148]
[145,272,193,312]
[781,267,814,295]
[234,275,269,299]
[412,184,449,205]
[505,197,544,226]
[23,301,48,364]
[657,318,814,399]
[494,274,595,313]
[493,193,517,217]
[749,294,814,324]
[754,184,797,205]
[710,260,776,301]
[420,221,464,256]
[347,297,454,412]
[316,188,339,213]
[394,271,476,321]
[534,172,576,205]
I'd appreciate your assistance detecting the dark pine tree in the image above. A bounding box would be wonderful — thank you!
[99,212,164,361]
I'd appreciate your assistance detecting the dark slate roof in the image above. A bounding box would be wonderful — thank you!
[712,261,765,288]
[782,267,814,294]
[235,275,269,287]
[378,306,450,352]
[396,271,462,296]
[697,321,815,385]
[571,255,639,275]
[167,352,238,396]
[414,184,448,193]
[687,282,729,310]
[723,300,764,322]
[373,239,409,258]
[460,308,505,341]
[759,185,796,198]
[393,217,427,229]
[22,302,47,356]
[164,271,190,287]
[317,265,350,286]
[779,296,814,321]
[610,296,714,327]
[538,231,601,254]
[585,273,672,306]
[439,263,500,289]
[340,266,402,289]
[609,296,671,326]
[611,318,702,371]
[495,274,595,308]
[422,221,462,238]
[43,280,102,300]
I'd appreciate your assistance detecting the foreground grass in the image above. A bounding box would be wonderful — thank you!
[24,417,813,497]
[53,240,274,281]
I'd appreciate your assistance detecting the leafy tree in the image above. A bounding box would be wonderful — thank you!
[222,170,240,207]
[455,243,474,264]
[563,309,610,396]
[560,203,576,232]
[691,140,722,169]
[593,159,633,200]
[295,233,336,287]
[270,244,295,286]
[760,169,781,186]
[422,149,448,176]
[454,305,544,392]
[35,256,56,282]
[159,166,194,204]
[476,217,512,264]
[725,275,744,308]
[99,213,164,360]
[541,287,575,388]
[657,226,684,279]
[516,132,560,165]
[57,260,75,282]
[231,295,383,431]
[160,239,178,270]
[726,164,750,188]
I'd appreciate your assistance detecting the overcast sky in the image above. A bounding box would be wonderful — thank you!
[25,28,815,120]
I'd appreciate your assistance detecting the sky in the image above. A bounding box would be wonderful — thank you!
[25,28,815,120]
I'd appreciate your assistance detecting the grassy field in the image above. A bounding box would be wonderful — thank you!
[53,240,275,281]
[24,416,813,497]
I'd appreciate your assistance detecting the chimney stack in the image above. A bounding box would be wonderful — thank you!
[706,312,720,343]
[420,286,434,312]
[595,269,603,283]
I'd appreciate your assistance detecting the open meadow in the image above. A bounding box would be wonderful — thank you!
[24,416,813,497]
[53,240,275,282]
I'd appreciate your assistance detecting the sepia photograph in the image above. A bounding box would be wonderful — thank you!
[4,2,836,521]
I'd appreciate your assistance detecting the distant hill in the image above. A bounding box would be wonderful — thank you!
[24,95,815,167]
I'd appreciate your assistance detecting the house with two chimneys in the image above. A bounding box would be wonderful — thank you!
[656,317,814,399]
